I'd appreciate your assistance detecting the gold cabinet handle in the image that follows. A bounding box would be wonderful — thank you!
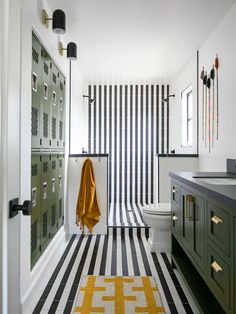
[172,215,178,221]
[185,195,194,220]
[211,216,223,224]
[211,261,223,273]
[172,186,176,201]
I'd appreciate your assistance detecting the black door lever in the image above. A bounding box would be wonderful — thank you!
[9,198,32,218]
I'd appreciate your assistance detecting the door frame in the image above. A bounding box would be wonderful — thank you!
[0,0,9,313]
[1,0,22,313]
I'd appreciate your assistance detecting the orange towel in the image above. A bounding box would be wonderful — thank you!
[76,158,101,233]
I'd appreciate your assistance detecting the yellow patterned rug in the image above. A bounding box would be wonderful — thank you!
[73,275,165,314]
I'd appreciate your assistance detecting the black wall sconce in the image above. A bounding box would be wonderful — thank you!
[42,9,66,34]
[59,42,77,60]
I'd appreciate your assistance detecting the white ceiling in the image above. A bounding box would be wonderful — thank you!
[49,0,236,84]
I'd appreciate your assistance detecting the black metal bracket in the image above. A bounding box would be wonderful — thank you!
[9,198,32,218]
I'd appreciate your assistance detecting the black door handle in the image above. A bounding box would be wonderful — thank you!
[9,198,32,218]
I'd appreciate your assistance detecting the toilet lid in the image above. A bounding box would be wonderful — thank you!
[142,203,171,215]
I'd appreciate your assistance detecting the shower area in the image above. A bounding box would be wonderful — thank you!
[87,84,170,226]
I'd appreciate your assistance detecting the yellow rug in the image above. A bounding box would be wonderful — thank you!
[73,275,165,314]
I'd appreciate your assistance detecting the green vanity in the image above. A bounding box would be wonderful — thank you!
[170,160,236,314]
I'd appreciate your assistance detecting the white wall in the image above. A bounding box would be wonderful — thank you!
[0,0,10,312]
[157,157,199,203]
[70,76,88,153]
[198,3,236,170]
[170,3,236,171]
[169,53,198,155]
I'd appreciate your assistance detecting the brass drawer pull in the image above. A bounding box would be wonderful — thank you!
[172,187,176,201]
[211,261,223,273]
[211,215,223,224]
[172,215,178,221]
[185,195,194,220]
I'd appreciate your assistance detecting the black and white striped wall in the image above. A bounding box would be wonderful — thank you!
[88,84,169,204]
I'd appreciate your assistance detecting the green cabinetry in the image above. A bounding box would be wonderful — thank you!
[32,34,42,149]
[58,74,65,149]
[50,63,59,149]
[31,154,42,266]
[31,33,65,268]
[41,154,51,251]
[181,188,205,273]
[171,176,235,314]
[41,49,51,149]
[58,154,65,227]
[171,181,181,239]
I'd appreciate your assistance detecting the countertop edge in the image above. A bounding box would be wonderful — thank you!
[170,172,236,209]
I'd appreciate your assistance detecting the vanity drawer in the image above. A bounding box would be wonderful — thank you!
[207,245,230,312]
[171,182,180,207]
[206,202,230,256]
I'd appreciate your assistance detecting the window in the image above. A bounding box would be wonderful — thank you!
[181,85,193,147]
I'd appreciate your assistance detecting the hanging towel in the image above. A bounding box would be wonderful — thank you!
[76,158,101,233]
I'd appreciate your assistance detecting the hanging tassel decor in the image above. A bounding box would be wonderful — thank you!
[203,74,208,148]
[215,54,219,139]
[200,67,205,141]
[210,65,215,147]
[207,77,211,154]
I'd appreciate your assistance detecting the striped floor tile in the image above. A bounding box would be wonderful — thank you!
[108,203,148,227]
[29,228,198,314]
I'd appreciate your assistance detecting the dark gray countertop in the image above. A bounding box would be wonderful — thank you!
[170,171,236,208]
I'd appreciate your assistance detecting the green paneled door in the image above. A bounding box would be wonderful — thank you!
[192,194,205,272]
[40,154,51,250]
[41,49,51,149]
[50,63,59,149]
[31,154,42,267]
[181,188,193,253]
[181,187,205,273]
[32,34,42,149]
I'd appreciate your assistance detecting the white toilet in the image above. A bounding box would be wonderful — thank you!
[141,203,171,252]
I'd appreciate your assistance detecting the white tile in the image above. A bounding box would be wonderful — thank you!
[171,294,187,313]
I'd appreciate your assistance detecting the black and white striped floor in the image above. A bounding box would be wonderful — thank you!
[26,228,199,314]
[108,203,147,227]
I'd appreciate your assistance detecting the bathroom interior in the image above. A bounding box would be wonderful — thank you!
[1,0,236,313]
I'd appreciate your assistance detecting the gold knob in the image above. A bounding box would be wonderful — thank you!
[211,215,223,224]
[211,261,223,273]
[172,215,178,221]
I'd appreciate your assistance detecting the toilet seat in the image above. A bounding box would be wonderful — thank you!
[142,203,171,216]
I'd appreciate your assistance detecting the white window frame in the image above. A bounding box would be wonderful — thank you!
[181,85,193,147]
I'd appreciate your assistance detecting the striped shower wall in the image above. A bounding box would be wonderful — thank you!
[88,84,170,204]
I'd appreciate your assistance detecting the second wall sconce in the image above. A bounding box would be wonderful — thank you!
[42,9,66,34]
[59,42,77,60]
